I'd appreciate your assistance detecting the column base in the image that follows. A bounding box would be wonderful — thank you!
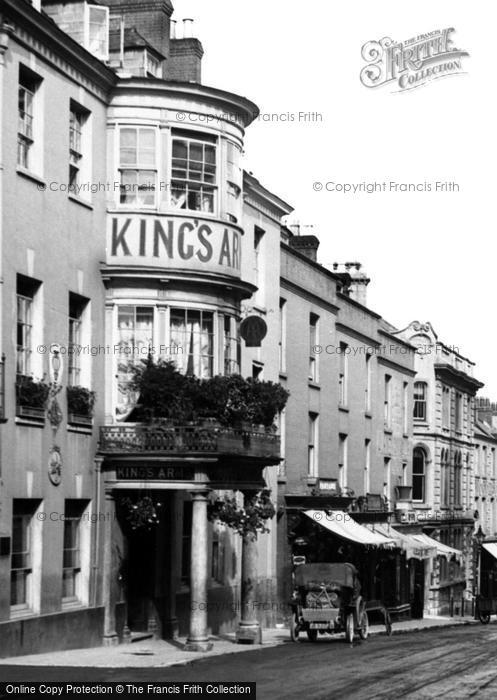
[236,623,262,645]
[184,639,214,652]
[163,617,179,640]
[102,633,119,647]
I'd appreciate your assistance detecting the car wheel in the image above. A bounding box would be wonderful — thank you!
[358,610,369,640]
[345,613,354,644]
[479,612,491,624]
[290,614,300,641]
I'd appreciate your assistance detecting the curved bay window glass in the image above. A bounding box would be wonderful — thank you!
[223,315,240,375]
[413,447,426,502]
[170,309,214,378]
[116,306,154,419]
[171,130,217,213]
[119,127,157,207]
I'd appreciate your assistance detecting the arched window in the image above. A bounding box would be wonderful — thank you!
[413,447,427,502]
[413,382,428,421]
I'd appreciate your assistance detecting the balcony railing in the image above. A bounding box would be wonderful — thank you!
[99,423,280,460]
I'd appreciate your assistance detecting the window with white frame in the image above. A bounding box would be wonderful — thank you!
[309,313,319,382]
[68,293,89,386]
[69,102,90,188]
[223,315,240,375]
[119,127,157,207]
[339,433,348,489]
[279,298,287,373]
[116,306,154,419]
[226,141,242,222]
[170,308,214,378]
[338,343,348,405]
[365,352,372,412]
[383,457,391,502]
[10,500,41,612]
[18,66,42,171]
[308,412,319,477]
[16,275,41,376]
[364,439,371,494]
[413,447,426,502]
[171,130,217,213]
[413,381,427,421]
[62,502,82,602]
[384,374,392,428]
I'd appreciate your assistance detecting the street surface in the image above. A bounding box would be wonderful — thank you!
[1,625,497,699]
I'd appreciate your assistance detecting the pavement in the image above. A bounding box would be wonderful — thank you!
[0,614,477,668]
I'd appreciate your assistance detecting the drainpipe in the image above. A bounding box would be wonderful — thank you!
[0,22,14,362]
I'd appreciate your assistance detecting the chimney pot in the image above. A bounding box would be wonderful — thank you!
[183,18,194,38]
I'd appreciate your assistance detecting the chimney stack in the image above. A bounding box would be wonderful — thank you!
[167,19,204,83]
[332,262,370,306]
[288,235,320,262]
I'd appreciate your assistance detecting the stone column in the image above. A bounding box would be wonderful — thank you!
[184,491,213,651]
[236,491,262,644]
[102,491,119,646]
[163,492,179,639]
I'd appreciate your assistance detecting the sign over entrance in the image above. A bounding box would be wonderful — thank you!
[107,214,242,277]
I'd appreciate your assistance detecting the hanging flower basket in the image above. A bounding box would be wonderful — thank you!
[207,489,276,539]
[118,495,163,531]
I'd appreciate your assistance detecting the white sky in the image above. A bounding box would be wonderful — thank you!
[175,0,496,397]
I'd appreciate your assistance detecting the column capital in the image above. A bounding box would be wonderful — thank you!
[189,490,211,502]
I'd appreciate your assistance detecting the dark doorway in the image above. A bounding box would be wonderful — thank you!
[411,559,425,618]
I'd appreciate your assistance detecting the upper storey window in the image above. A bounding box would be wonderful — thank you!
[119,128,157,207]
[171,130,217,213]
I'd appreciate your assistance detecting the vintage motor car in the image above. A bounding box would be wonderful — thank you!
[289,562,371,643]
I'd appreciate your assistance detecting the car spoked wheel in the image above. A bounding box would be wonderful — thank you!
[290,614,301,641]
[345,613,354,644]
[358,610,369,640]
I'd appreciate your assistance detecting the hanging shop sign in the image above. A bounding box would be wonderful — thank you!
[107,215,242,277]
[240,315,267,347]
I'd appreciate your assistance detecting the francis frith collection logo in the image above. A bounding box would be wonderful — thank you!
[360,28,469,92]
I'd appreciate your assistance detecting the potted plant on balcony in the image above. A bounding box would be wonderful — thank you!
[208,489,276,537]
[16,375,50,420]
[67,386,96,426]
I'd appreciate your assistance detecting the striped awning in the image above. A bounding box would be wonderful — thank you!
[412,533,462,562]
[305,511,396,547]
[367,524,436,560]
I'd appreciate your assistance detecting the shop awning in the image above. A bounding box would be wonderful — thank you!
[482,542,497,560]
[305,511,396,547]
[412,533,462,562]
[366,524,437,560]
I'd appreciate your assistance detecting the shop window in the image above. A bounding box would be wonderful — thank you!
[170,308,214,378]
[413,447,427,502]
[413,382,427,421]
[309,313,319,382]
[119,127,157,207]
[171,130,217,213]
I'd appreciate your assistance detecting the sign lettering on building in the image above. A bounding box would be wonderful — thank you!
[108,215,242,277]
[115,466,195,481]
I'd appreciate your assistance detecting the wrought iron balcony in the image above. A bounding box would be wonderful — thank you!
[99,423,281,461]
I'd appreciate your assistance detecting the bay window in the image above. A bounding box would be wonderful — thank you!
[119,127,157,207]
[171,130,217,213]
[170,309,214,378]
[115,306,154,419]
[223,316,240,375]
